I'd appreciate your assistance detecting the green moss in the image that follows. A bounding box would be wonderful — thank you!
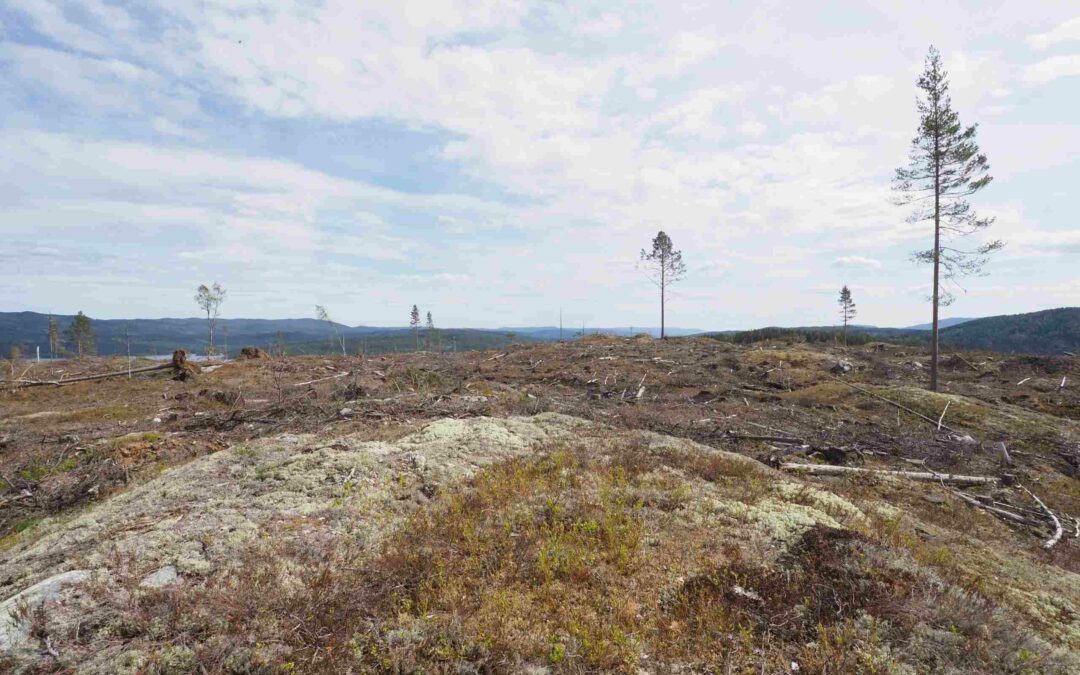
[17,463,50,482]
[107,431,163,448]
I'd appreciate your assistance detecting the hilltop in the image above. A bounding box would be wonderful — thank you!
[0,335,1077,673]
[938,308,1080,355]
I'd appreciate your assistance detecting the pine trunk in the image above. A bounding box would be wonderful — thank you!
[931,133,941,392]
[660,254,666,339]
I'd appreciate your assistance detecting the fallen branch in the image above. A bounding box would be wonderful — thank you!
[6,362,173,388]
[952,491,1036,526]
[951,353,981,372]
[726,432,806,445]
[291,372,350,387]
[826,375,957,433]
[1020,484,1064,549]
[780,463,997,486]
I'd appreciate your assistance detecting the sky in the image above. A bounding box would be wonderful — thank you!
[1,1,1078,330]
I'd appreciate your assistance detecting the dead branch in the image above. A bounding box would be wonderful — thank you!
[951,353,981,372]
[1020,484,1064,549]
[291,372,350,387]
[726,432,806,445]
[780,463,997,486]
[952,491,1036,526]
[826,375,957,433]
[936,400,951,430]
[6,363,173,388]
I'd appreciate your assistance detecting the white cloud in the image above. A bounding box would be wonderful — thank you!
[832,256,882,270]
[1027,16,1080,51]
[578,13,624,36]
[737,118,767,138]
[8,0,124,55]
[150,116,190,137]
[1023,54,1080,84]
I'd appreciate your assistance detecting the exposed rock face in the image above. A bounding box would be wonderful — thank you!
[138,565,178,589]
[0,414,593,602]
[0,570,91,654]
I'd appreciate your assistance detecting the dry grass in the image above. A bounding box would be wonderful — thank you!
[87,443,1076,674]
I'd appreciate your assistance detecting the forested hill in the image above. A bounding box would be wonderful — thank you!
[1,308,1077,357]
[938,307,1079,354]
[707,308,1079,355]
[0,312,540,357]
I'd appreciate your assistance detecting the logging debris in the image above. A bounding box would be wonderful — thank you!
[780,462,998,486]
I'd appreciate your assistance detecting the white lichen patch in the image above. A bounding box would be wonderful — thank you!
[710,497,845,543]
[0,413,592,601]
[772,481,867,525]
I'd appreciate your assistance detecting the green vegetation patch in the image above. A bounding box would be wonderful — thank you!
[107,431,163,448]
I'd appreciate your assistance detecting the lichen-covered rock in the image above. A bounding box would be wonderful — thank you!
[139,565,178,589]
[0,569,92,654]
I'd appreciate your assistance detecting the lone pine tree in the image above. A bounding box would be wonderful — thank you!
[640,230,686,339]
[838,286,857,347]
[410,305,421,350]
[65,311,95,357]
[894,46,1002,391]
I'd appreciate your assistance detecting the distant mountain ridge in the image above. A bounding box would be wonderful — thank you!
[502,326,704,340]
[0,312,544,357]
[704,308,1078,354]
[1,308,1075,356]
[903,317,976,330]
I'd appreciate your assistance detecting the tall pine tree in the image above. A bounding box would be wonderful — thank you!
[640,231,686,339]
[425,311,436,351]
[64,311,95,357]
[838,286,857,347]
[410,305,421,350]
[894,46,1002,391]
